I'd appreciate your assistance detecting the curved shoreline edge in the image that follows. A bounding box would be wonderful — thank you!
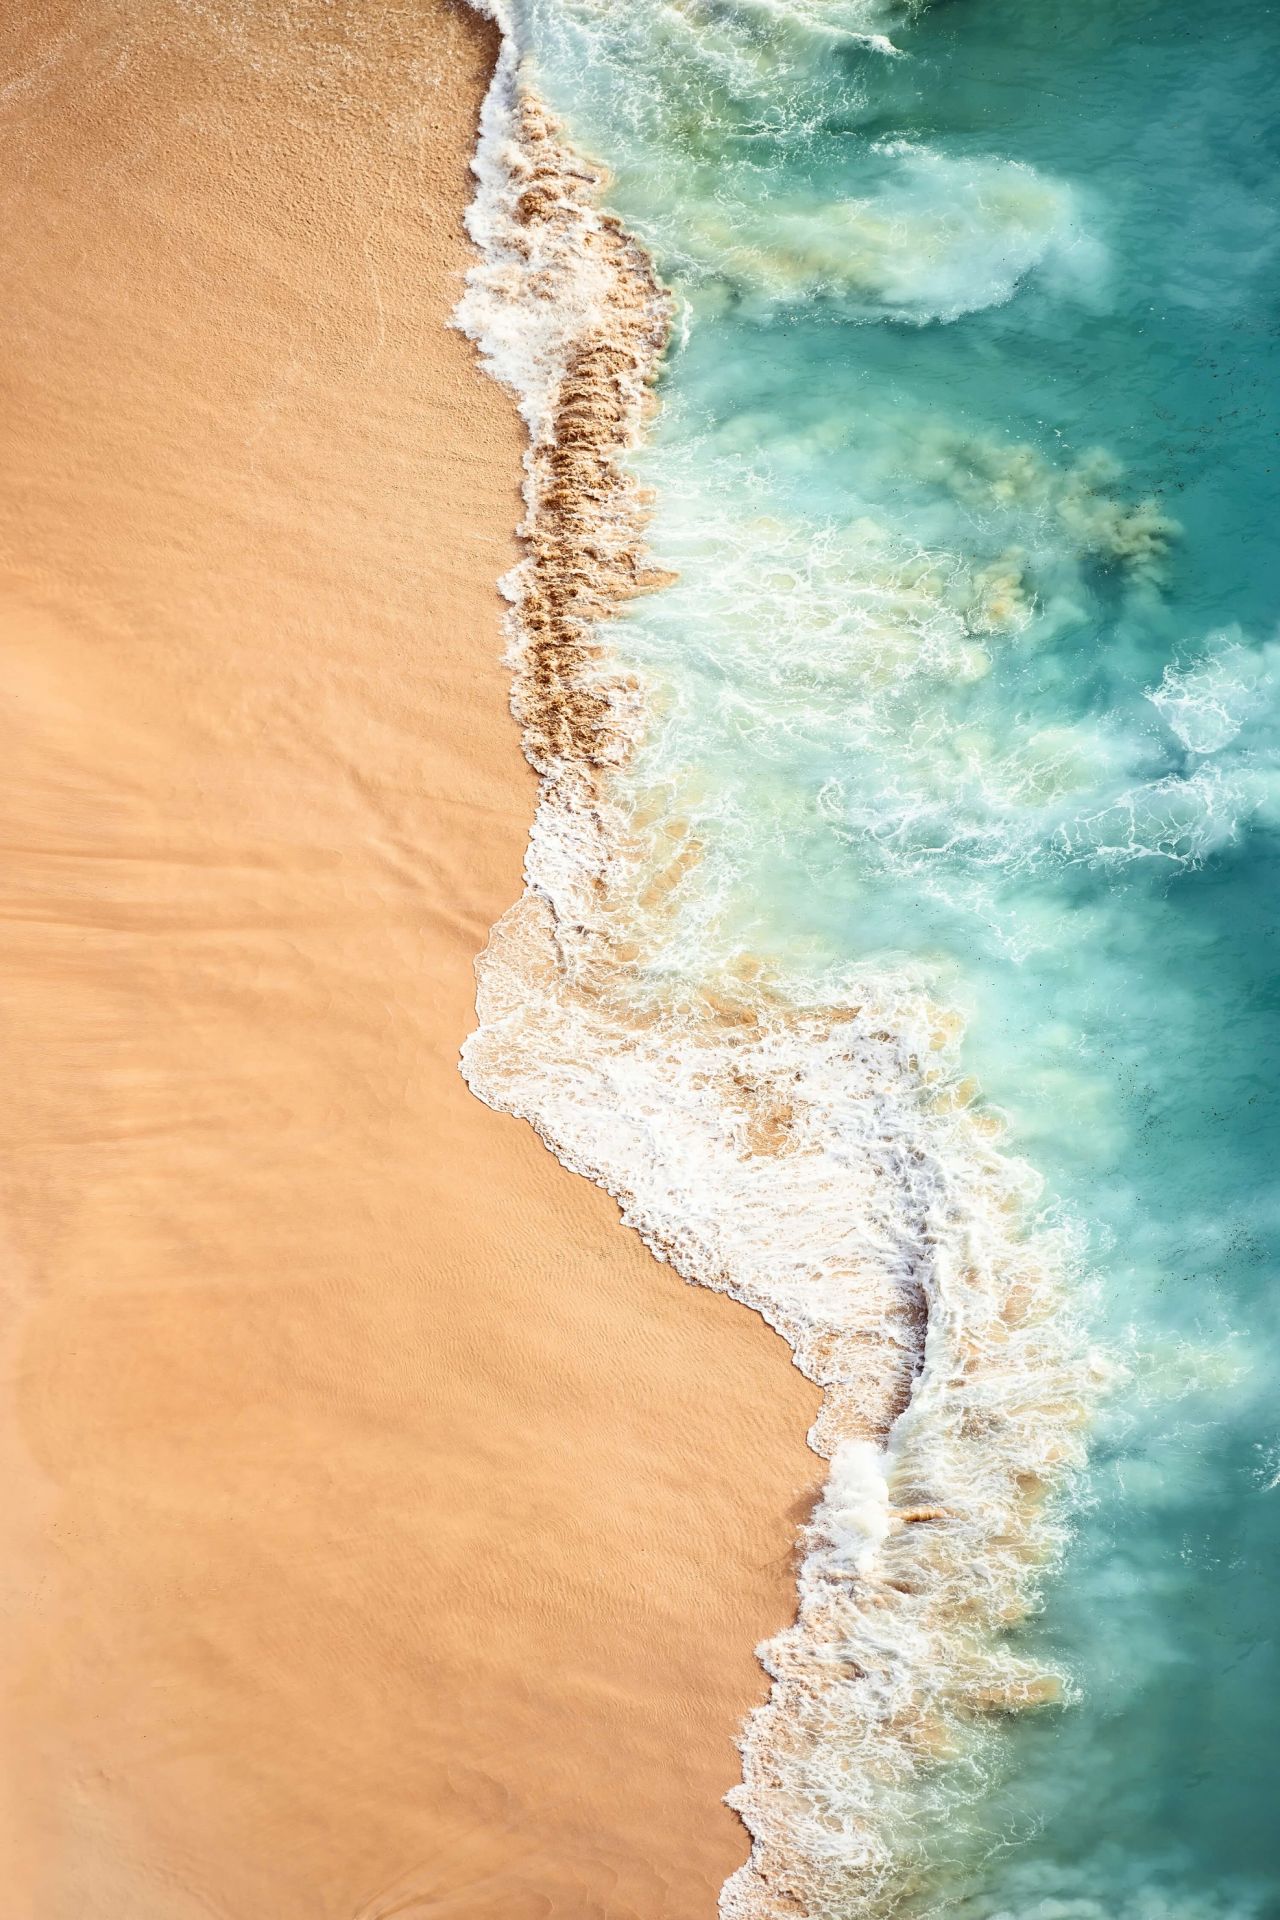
[454,12,1098,1917]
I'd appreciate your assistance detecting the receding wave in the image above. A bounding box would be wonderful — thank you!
[456,9,1097,1915]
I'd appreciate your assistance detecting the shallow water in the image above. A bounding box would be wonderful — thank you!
[469,1,1280,1912]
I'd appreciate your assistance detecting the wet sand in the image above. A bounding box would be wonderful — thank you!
[0,3,820,1916]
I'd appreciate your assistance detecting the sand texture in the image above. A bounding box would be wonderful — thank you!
[0,4,820,1916]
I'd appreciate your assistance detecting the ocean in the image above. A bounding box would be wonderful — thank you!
[458,1,1280,1914]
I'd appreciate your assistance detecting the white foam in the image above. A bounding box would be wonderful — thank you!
[817,1439,894,1573]
[710,0,914,58]
[1148,628,1278,754]
[667,147,1100,323]
[462,895,1095,1916]
[455,19,615,431]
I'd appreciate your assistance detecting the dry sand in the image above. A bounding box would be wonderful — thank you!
[0,3,820,1916]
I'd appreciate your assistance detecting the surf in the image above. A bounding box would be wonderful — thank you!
[455,0,1280,1913]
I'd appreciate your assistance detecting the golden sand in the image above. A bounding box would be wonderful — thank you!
[0,4,820,1915]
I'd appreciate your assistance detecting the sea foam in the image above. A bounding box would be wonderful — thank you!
[671,148,1101,325]
[455,9,1097,1915]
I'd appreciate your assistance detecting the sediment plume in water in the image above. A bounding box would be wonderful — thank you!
[456,14,1095,1915]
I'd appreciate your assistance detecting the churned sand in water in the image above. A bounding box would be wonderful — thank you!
[0,4,820,1916]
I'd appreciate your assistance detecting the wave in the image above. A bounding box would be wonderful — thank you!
[455,10,1097,1915]
[670,146,1104,324]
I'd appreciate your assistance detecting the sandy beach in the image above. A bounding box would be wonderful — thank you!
[0,4,820,1916]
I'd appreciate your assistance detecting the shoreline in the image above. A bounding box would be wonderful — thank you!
[0,5,821,1915]
[452,22,1091,1919]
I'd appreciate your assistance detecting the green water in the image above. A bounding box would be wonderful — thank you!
[500,0,1280,1909]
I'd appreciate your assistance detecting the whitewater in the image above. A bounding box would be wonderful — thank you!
[455,2,1280,1915]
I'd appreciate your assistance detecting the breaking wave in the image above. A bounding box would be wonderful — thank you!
[455,10,1099,1916]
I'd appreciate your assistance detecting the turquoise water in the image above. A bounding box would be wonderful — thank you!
[491,1,1280,1910]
